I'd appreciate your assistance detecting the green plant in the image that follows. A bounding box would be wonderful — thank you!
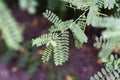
[32,9,88,66]
[90,55,120,80]
[32,0,120,66]
[90,67,120,80]
[0,0,69,75]
[0,0,40,75]
[0,0,23,50]
[1,0,120,78]
[102,55,120,70]
[93,17,120,59]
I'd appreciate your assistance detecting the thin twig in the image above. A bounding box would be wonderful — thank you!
[57,8,89,37]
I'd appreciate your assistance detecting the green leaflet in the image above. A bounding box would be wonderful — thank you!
[86,5,99,26]
[73,35,83,49]
[54,31,69,66]
[90,67,120,80]
[94,36,120,58]
[32,31,69,66]
[76,0,118,26]
[43,10,62,26]
[61,0,99,10]
[102,55,120,70]
[32,0,118,66]
[70,23,88,43]
[0,1,23,50]
[93,17,120,59]
[102,30,120,39]
[32,33,58,47]
[90,55,120,80]
[32,10,88,66]
[42,44,53,62]
[93,17,120,29]
[49,20,74,32]
[31,23,70,66]
[104,0,116,10]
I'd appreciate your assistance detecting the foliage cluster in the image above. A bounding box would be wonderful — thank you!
[31,0,120,79]
[32,0,120,66]
[1,0,120,79]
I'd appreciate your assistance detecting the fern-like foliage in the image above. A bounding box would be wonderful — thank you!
[93,17,120,29]
[32,33,58,47]
[32,0,120,66]
[70,22,88,43]
[94,36,119,58]
[32,10,87,66]
[85,0,117,26]
[90,67,120,80]
[86,5,99,26]
[73,35,83,49]
[61,0,99,10]
[41,44,53,62]
[0,1,23,50]
[104,0,116,10]
[49,20,74,32]
[54,31,69,65]
[102,55,120,70]
[90,55,120,80]
[93,17,120,58]
[61,0,103,25]
[73,17,86,49]
[32,31,69,66]
[43,10,62,26]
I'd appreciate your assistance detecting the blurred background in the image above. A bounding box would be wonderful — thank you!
[0,0,104,80]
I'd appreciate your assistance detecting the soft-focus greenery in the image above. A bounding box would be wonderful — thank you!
[1,0,120,80]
